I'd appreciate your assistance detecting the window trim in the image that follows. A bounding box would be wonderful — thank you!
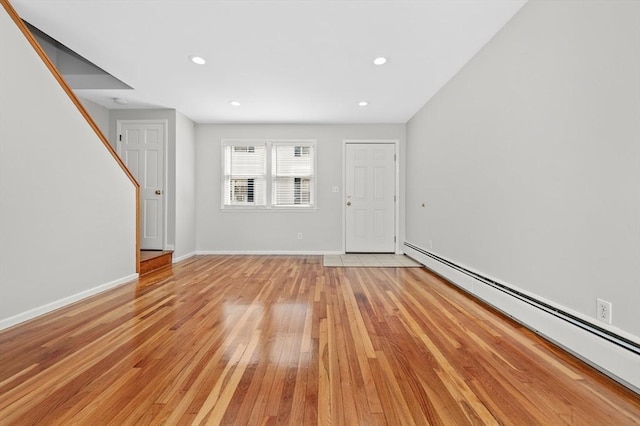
[221,139,317,211]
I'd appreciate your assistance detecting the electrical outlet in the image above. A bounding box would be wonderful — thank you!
[297,233,303,240]
[596,299,612,324]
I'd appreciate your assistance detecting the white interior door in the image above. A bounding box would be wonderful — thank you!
[345,143,395,252]
[117,121,165,250]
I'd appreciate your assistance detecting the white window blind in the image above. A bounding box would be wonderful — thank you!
[223,143,266,206]
[272,143,315,207]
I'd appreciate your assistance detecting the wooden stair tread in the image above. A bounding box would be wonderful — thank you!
[140,250,173,275]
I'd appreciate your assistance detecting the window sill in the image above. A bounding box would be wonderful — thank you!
[220,206,318,213]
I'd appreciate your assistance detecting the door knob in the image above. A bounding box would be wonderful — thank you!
[155,190,163,195]
[346,201,351,206]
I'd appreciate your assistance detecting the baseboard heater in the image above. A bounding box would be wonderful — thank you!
[403,242,640,356]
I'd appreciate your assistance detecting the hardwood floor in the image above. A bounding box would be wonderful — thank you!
[0,256,638,425]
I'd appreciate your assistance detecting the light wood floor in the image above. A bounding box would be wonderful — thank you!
[0,256,638,425]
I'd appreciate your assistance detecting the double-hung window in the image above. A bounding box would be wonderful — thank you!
[222,140,316,209]
[272,143,314,207]
[223,143,267,206]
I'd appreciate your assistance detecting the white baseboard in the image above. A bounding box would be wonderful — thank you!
[173,252,196,263]
[0,273,138,331]
[403,243,640,393]
[195,250,343,256]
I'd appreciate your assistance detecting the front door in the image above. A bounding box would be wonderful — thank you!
[117,120,165,250]
[345,143,395,252]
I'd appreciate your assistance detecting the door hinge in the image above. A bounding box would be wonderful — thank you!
[119,134,122,141]
[394,195,397,202]
[394,154,397,161]
[394,236,397,243]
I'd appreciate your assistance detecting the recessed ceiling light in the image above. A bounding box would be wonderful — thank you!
[230,101,241,107]
[358,101,369,107]
[373,57,387,65]
[189,55,206,65]
[113,97,128,105]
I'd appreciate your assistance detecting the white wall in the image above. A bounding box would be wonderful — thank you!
[405,0,639,386]
[175,112,196,261]
[196,124,405,253]
[110,109,177,250]
[79,97,109,140]
[0,8,137,327]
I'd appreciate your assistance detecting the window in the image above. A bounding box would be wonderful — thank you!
[294,145,310,157]
[231,178,254,203]
[222,140,315,209]
[223,143,266,206]
[233,146,255,153]
[272,144,314,207]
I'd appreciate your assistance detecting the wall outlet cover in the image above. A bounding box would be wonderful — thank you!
[596,298,612,324]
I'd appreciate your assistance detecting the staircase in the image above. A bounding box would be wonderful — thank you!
[140,250,173,275]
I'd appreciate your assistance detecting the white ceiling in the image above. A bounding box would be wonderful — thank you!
[11,0,526,124]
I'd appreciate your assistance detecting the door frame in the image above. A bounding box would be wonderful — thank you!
[116,119,169,251]
[342,139,400,254]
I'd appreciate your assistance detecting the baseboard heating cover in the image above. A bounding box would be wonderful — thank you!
[403,241,640,392]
